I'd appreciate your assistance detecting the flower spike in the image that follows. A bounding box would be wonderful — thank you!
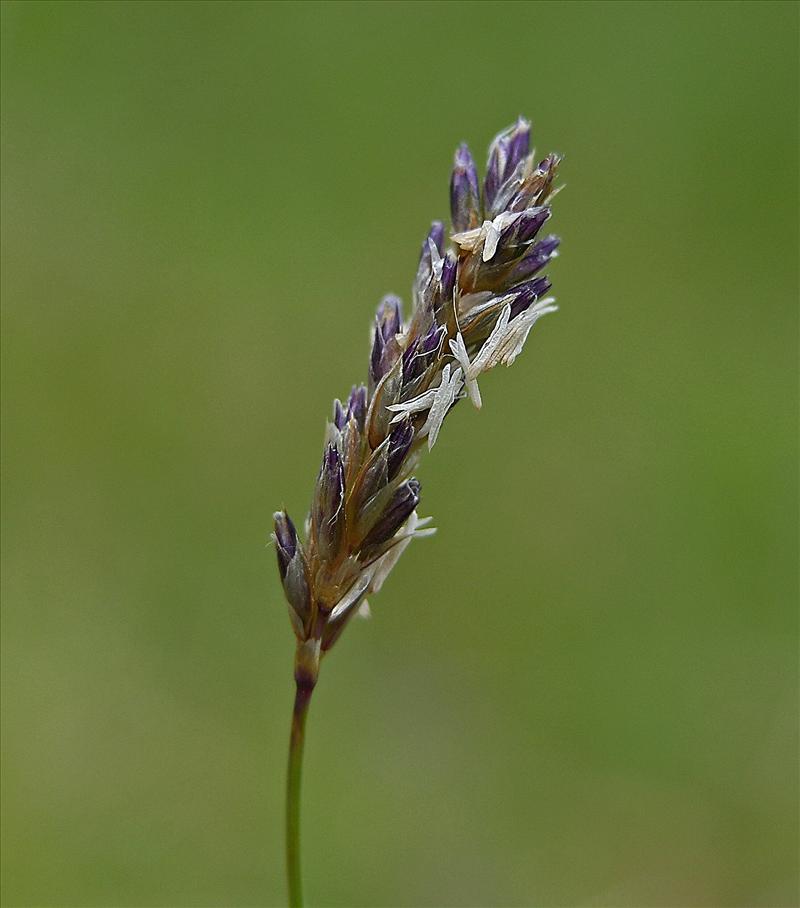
[274,118,561,666]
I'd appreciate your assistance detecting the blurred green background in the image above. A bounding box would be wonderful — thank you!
[1,1,797,906]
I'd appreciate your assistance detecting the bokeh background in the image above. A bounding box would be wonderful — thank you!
[1,2,797,906]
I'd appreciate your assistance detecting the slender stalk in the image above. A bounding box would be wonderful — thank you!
[286,680,313,907]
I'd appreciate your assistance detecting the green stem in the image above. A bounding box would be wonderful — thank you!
[286,680,313,908]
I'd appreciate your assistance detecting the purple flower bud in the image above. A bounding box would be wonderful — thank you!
[346,384,368,429]
[402,324,444,384]
[440,252,457,302]
[414,223,448,311]
[506,117,531,179]
[369,322,386,384]
[510,235,560,283]
[377,294,403,342]
[484,119,526,205]
[485,118,533,217]
[387,418,414,480]
[273,510,298,580]
[320,446,344,518]
[515,207,551,245]
[484,134,509,213]
[322,443,341,481]
[416,222,446,289]
[333,398,346,431]
[450,143,480,233]
[419,221,445,263]
[314,444,345,557]
[361,478,420,550]
[509,275,552,318]
[273,509,311,639]
[487,208,550,265]
[370,296,403,384]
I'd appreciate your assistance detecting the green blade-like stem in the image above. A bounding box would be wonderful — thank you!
[286,681,313,908]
